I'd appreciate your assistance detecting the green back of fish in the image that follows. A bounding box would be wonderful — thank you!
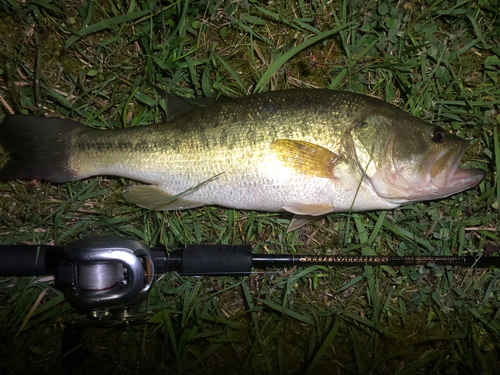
[69,89,410,183]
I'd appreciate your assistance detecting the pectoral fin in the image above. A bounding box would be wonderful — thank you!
[271,139,343,179]
[283,203,334,216]
[123,185,203,210]
[284,203,334,232]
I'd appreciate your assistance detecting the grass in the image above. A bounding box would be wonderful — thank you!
[0,0,499,373]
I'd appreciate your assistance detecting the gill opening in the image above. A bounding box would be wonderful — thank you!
[429,150,449,179]
[349,143,376,213]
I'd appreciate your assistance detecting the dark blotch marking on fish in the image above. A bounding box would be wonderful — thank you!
[261,103,277,113]
[77,139,156,152]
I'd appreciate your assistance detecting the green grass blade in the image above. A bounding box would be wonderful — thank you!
[254,21,353,93]
[306,318,340,374]
[65,9,151,48]
[494,126,500,214]
[257,298,314,325]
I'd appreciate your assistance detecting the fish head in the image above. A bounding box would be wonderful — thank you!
[351,112,485,204]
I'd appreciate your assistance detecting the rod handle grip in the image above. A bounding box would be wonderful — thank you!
[153,245,253,276]
[0,245,62,276]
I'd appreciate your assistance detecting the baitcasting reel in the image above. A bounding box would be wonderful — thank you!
[0,237,155,319]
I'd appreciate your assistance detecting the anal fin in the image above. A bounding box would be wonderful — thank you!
[123,185,204,210]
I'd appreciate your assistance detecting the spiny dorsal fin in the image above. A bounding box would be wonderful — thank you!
[271,139,343,179]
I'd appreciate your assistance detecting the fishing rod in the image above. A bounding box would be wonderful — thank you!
[0,236,497,318]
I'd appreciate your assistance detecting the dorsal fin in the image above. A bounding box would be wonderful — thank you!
[157,87,243,122]
[164,94,217,121]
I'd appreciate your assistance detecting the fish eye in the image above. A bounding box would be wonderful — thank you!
[431,129,445,143]
[354,118,369,129]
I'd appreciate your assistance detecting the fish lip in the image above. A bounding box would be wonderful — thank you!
[419,142,485,200]
[428,141,481,192]
[428,145,465,189]
[377,140,485,203]
[443,167,486,192]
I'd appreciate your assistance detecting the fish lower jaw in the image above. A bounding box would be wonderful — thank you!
[377,167,485,204]
[432,167,486,194]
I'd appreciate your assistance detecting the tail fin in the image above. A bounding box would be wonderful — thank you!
[0,115,87,182]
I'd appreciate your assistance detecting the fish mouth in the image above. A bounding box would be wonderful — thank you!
[440,167,486,195]
[377,141,485,204]
[426,143,485,198]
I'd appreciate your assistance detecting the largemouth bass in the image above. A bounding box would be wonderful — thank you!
[0,89,485,231]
